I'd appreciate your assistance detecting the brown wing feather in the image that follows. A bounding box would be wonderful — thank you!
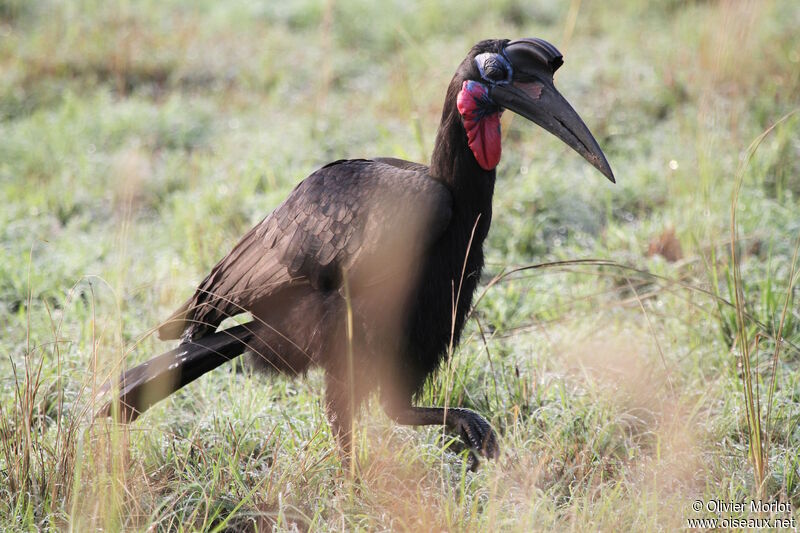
[159,159,452,341]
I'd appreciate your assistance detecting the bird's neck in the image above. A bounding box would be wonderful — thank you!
[430,79,497,221]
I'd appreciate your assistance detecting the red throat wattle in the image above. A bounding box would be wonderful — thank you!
[457,80,502,171]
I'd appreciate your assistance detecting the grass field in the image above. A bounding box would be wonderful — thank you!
[2,0,800,530]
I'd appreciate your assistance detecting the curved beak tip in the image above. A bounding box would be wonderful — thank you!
[597,158,615,183]
[583,149,615,183]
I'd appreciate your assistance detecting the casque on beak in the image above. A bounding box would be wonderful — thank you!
[490,40,615,183]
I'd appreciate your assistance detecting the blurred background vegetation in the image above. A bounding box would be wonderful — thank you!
[1,0,799,530]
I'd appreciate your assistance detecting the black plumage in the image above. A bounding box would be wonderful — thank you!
[99,38,613,467]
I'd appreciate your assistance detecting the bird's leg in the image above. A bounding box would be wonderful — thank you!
[382,398,499,469]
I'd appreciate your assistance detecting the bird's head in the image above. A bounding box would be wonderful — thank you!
[454,38,614,182]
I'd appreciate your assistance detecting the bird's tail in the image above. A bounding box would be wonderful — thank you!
[96,324,256,422]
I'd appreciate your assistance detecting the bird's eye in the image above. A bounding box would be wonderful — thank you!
[474,53,512,85]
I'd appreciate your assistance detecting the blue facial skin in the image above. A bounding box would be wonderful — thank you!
[462,80,502,119]
[474,52,513,86]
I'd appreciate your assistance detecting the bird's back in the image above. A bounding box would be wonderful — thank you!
[159,159,453,345]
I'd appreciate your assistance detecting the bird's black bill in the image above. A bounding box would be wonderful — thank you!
[491,81,615,182]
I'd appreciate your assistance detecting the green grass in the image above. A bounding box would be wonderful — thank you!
[2,0,800,530]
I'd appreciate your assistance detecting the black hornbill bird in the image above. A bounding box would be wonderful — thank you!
[99,38,614,466]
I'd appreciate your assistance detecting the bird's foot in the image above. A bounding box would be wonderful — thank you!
[450,408,499,470]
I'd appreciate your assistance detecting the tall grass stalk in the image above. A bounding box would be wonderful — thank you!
[341,273,357,479]
[765,239,800,450]
[729,109,798,497]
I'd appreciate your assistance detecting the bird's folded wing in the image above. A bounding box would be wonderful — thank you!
[158,159,453,340]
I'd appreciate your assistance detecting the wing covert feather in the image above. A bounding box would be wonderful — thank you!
[158,159,452,340]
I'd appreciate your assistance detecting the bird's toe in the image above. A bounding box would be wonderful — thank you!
[455,411,500,466]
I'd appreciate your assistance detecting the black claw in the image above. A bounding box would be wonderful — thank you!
[453,409,500,467]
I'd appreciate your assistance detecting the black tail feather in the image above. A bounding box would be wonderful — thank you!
[97,324,256,422]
